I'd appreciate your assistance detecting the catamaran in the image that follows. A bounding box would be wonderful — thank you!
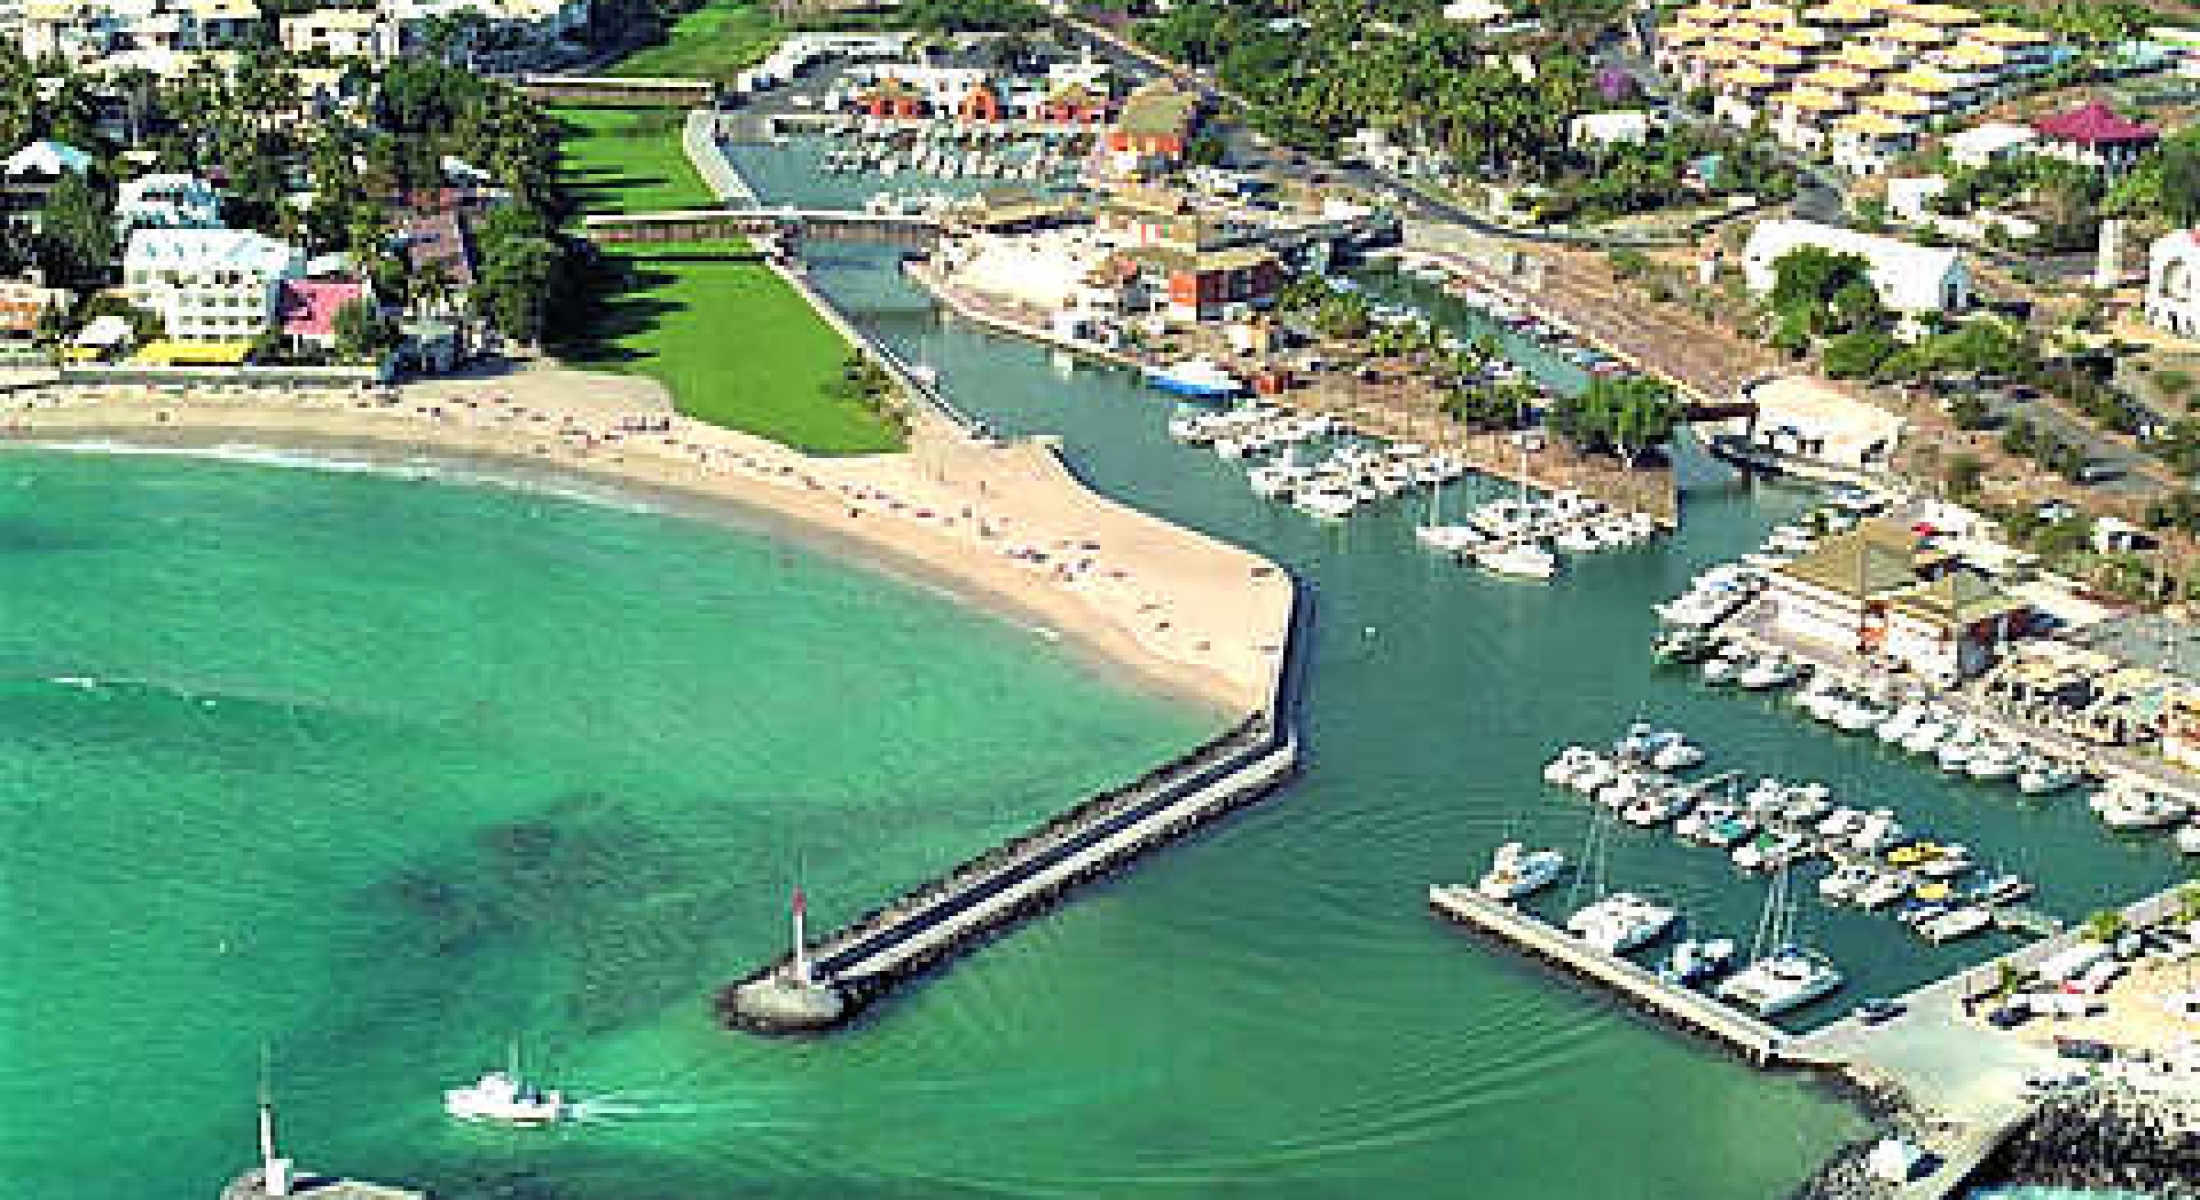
[1717,865,1843,1017]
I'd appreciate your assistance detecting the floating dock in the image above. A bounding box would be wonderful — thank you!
[1425,883,1801,1066]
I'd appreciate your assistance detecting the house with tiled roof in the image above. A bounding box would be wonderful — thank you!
[2032,100,2159,171]
[1103,79,1201,176]
[115,173,222,236]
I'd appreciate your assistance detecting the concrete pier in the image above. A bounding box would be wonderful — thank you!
[723,709,1299,1032]
[1425,884,1800,1066]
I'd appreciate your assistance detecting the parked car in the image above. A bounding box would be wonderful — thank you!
[1987,1005,2033,1030]
[2055,1037,2115,1063]
[1856,998,1906,1025]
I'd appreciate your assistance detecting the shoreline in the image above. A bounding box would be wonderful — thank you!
[0,380,1293,724]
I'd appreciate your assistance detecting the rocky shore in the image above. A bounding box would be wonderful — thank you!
[1978,1087,2200,1198]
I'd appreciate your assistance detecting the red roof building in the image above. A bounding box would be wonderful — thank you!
[278,279,370,345]
[2031,101,2159,170]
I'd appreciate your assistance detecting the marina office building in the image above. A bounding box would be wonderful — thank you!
[1755,521,2031,683]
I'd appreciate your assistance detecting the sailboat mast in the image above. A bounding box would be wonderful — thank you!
[791,885,811,985]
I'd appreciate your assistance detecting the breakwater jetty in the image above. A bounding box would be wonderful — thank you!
[721,592,1303,1033]
[1426,884,1801,1066]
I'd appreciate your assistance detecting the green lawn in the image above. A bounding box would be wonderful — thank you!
[553,107,715,214]
[611,0,785,83]
[557,243,905,455]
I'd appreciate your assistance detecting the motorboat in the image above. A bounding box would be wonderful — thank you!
[1875,703,1928,745]
[1974,874,2033,906]
[1900,718,1951,755]
[1966,743,2023,782]
[1855,871,1914,910]
[1476,541,1558,581]
[1733,832,1807,873]
[1700,653,1747,687]
[1717,945,1843,1016]
[1145,358,1245,399]
[1818,862,1876,903]
[1651,738,1707,772]
[1567,892,1679,953]
[1543,745,1603,788]
[1736,654,1800,691]
[2099,789,2189,831]
[1622,786,1695,828]
[1831,698,1889,735]
[2017,758,2083,796]
[1919,906,1993,944]
[1849,810,1906,853]
[1477,842,1568,901]
[1658,937,1739,986]
[1815,807,1866,840]
[1653,629,1719,665]
[2177,822,2200,856]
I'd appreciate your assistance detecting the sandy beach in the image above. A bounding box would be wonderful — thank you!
[0,366,1295,720]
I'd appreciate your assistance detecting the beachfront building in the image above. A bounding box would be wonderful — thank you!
[124,227,305,342]
[1570,110,1654,149]
[1756,520,2028,681]
[2146,228,2200,340]
[1657,0,2061,170]
[114,172,222,236]
[1742,218,1971,327]
[2031,100,2160,172]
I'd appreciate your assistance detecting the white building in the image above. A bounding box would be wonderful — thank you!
[115,172,222,235]
[124,227,304,342]
[2147,228,2200,340]
[1943,121,2037,168]
[1758,520,2028,684]
[1568,110,1653,150]
[1742,218,1971,324]
[4,138,89,179]
[279,7,384,58]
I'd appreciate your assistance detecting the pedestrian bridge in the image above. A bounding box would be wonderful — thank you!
[579,207,943,248]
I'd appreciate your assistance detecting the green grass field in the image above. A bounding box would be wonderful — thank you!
[553,107,715,214]
[559,244,905,455]
[611,0,785,83]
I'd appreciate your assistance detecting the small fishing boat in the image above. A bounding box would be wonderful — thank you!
[1145,358,1246,399]
[444,1043,566,1126]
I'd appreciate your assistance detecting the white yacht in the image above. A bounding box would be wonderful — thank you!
[1854,871,1913,910]
[1567,892,1678,953]
[1875,703,1928,744]
[1477,842,1567,901]
[2098,788,2189,831]
[1476,541,1558,581]
[1543,745,1603,788]
[2177,822,2200,856]
[1651,738,1707,772]
[1718,945,1844,1016]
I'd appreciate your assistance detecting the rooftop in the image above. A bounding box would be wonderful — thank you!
[277,278,368,338]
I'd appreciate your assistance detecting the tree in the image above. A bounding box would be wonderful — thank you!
[34,172,113,290]
[332,298,399,363]
[1949,393,1993,430]
[2083,908,2128,944]
[1823,329,1897,379]
[1944,452,1985,500]
[1768,246,1880,339]
[2002,416,2037,459]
